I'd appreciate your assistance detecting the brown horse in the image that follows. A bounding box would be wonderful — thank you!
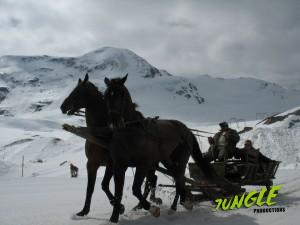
[103,74,213,223]
[60,74,161,217]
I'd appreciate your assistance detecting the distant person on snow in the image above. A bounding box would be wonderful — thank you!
[204,122,240,162]
[70,163,79,178]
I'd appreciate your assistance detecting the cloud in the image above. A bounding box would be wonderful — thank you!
[0,0,300,89]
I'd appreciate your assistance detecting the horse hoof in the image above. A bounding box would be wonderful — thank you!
[149,206,160,217]
[71,214,86,220]
[183,201,193,211]
[76,210,88,217]
[76,212,84,217]
[132,202,143,211]
[107,222,117,225]
[119,204,125,215]
[109,218,118,224]
[109,215,119,223]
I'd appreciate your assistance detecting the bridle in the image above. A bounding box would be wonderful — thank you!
[72,109,85,117]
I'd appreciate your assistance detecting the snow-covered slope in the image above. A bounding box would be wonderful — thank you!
[238,106,300,168]
[0,46,299,123]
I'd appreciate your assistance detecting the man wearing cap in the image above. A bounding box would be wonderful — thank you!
[205,122,240,162]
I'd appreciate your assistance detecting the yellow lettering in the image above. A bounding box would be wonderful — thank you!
[230,193,245,209]
[266,185,282,206]
[222,198,232,210]
[213,185,282,211]
[256,187,267,206]
[244,190,257,208]
[214,199,222,211]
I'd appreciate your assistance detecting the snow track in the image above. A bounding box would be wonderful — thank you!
[0,169,299,225]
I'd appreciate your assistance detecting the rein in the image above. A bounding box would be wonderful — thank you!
[73,107,213,138]
[189,128,214,135]
[72,111,157,137]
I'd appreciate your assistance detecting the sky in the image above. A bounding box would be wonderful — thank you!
[0,0,300,89]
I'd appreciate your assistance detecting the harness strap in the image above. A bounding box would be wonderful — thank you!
[189,128,214,134]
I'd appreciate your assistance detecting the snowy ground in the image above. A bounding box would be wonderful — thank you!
[0,169,299,225]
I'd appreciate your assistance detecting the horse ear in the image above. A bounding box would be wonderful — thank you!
[83,73,89,83]
[121,73,128,84]
[78,78,82,84]
[104,77,110,86]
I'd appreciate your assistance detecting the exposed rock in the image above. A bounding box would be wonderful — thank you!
[0,108,13,116]
[173,81,205,104]
[143,67,162,78]
[33,68,54,72]
[27,77,41,87]
[29,101,52,112]
[0,87,9,103]
[49,57,76,67]
[238,126,253,134]
[262,109,300,125]
[3,138,33,148]
[289,119,300,128]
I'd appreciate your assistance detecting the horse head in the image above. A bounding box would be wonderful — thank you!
[104,73,135,128]
[60,73,100,115]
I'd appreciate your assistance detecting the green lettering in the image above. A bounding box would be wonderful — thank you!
[214,199,222,211]
[244,190,257,208]
[230,193,245,209]
[266,185,282,206]
[222,198,232,210]
[256,187,267,206]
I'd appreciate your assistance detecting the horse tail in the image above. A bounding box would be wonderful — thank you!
[190,134,214,179]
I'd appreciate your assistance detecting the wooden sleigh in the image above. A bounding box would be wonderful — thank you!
[63,124,280,201]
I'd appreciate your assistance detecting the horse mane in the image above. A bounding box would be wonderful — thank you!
[86,81,104,97]
[133,102,139,109]
[121,85,145,119]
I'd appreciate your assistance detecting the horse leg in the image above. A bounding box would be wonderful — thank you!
[164,161,191,212]
[133,169,162,210]
[176,163,193,211]
[172,143,193,211]
[170,192,180,212]
[132,167,160,217]
[148,170,162,205]
[76,161,98,216]
[101,160,125,214]
[109,164,127,223]
[165,164,184,213]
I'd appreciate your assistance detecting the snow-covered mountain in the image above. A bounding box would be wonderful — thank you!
[0,46,299,123]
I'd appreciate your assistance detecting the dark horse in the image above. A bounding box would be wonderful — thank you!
[104,74,213,223]
[60,74,161,217]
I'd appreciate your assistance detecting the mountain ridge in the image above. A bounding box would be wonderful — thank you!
[0,46,299,122]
